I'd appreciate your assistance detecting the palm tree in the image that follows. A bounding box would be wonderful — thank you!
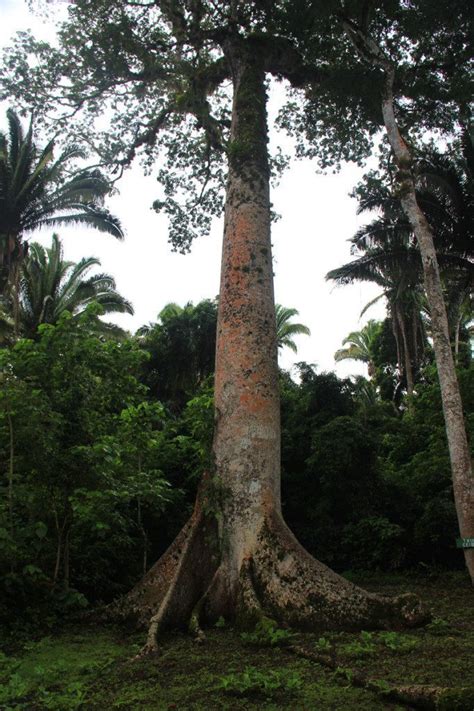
[0,108,124,326]
[334,320,382,377]
[12,234,133,339]
[327,214,427,396]
[327,160,473,395]
[415,141,474,358]
[275,304,311,353]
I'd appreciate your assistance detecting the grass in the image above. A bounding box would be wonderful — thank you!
[0,571,472,710]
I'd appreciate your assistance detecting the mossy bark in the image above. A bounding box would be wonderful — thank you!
[114,41,428,652]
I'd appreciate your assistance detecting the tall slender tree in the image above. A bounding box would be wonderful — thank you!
[338,3,474,581]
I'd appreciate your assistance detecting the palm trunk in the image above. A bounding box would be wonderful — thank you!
[12,262,20,338]
[381,67,474,582]
[454,319,461,362]
[7,408,14,535]
[396,306,414,397]
[391,311,402,375]
[113,41,428,653]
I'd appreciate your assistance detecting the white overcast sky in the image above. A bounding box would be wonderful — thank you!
[0,0,387,377]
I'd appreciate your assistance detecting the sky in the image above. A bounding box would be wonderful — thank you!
[0,0,387,377]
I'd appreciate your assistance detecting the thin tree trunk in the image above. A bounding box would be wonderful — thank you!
[137,498,148,576]
[413,312,419,369]
[390,311,404,410]
[53,509,63,587]
[454,320,461,362]
[6,408,14,535]
[381,67,474,581]
[396,307,414,397]
[391,311,402,376]
[63,526,70,589]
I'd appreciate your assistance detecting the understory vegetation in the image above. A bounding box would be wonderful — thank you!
[1,574,473,710]
[0,301,472,636]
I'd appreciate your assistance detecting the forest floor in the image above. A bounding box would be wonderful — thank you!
[1,572,473,710]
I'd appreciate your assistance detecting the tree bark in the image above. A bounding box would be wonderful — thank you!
[210,41,282,609]
[113,40,428,652]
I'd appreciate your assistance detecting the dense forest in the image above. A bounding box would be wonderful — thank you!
[0,0,472,708]
[1,295,472,623]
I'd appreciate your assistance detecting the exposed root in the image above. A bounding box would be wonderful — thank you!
[107,472,220,632]
[236,556,265,627]
[106,517,195,629]
[112,498,428,655]
[188,566,227,642]
[249,513,429,630]
[137,509,219,655]
[290,644,474,710]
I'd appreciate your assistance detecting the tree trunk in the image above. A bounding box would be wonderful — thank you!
[380,67,474,581]
[396,306,414,397]
[63,526,70,589]
[7,408,14,535]
[112,41,428,653]
[53,510,64,587]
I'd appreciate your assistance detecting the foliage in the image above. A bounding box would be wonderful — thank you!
[0,309,185,626]
[218,666,302,697]
[334,320,382,377]
[138,300,218,410]
[2,233,133,342]
[275,304,311,354]
[314,637,333,654]
[425,618,452,636]
[378,632,418,654]
[0,630,130,709]
[343,631,378,658]
[0,108,123,297]
[280,361,473,571]
[341,517,406,571]
[240,617,294,647]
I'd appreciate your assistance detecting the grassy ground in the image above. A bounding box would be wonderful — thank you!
[1,572,472,710]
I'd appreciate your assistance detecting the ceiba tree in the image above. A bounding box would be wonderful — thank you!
[1,1,429,648]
